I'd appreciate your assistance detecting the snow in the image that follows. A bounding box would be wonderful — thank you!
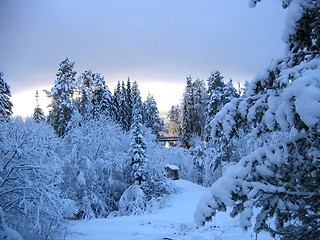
[67,180,272,240]
[166,164,180,171]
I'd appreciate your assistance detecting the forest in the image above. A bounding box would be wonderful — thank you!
[0,0,319,239]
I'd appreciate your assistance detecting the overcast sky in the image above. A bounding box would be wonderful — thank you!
[0,0,286,116]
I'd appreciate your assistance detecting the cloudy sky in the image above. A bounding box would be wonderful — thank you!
[1,0,286,116]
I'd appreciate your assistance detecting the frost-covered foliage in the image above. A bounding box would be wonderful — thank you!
[118,185,147,216]
[0,72,13,121]
[60,116,130,219]
[0,119,75,240]
[195,1,320,239]
[130,112,148,185]
[46,57,77,137]
[0,208,23,240]
[75,70,113,119]
[195,132,320,239]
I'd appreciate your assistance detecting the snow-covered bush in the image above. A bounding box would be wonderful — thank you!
[0,208,23,240]
[118,185,147,215]
[60,116,130,219]
[0,119,75,240]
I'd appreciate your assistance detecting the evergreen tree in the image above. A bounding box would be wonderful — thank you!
[167,105,181,136]
[33,90,45,123]
[121,81,131,131]
[204,71,225,141]
[193,78,207,138]
[223,79,239,103]
[131,81,144,119]
[75,70,95,117]
[0,72,13,121]
[181,98,192,148]
[195,1,320,239]
[113,81,122,123]
[47,57,77,137]
[143,93,164,136]
[130,109,148,185]
[125,78,133,130]
[91,73,113,118]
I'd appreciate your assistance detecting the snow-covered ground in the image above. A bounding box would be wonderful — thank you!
[67,180,273,240]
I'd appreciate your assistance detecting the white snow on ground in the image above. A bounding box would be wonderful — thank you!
[67,180,273,240]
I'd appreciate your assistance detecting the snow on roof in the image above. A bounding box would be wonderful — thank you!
[165,164,179,170]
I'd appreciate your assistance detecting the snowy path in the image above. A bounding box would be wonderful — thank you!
[67,180,272,240]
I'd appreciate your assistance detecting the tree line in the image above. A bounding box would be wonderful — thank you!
[0,62,169,240]
[167,72,239,148]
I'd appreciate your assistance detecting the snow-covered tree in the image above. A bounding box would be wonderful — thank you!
[33,90,45,123]
[118,185,147,216]
[131,81,144,118]
[60,115,130,218]
[0,72,13,121]
[113,81,122,123]
[167,105,181,136]
[193,79,207,138]
[130,110,148,185]
[191,142,206,185]
[75,70,95,117]
[223,79,239,103]
[46,57,77,137]
[195,1,320,239]
[0,119,75,240]
[144,93,164,136]
[204,71,225,141]
[181,98,192,148]
[0,208,23,240]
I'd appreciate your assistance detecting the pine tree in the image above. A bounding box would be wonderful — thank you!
[130,109,148,185]
[33,90,45,123]
[181,98,192,148]
[47,57,77,137]
[121,81,130,131]
[167,105,181,136]
[143,93,164,136]
[91,73,113,118]
[76,70,95,117]
[204,71,225,141]
[223,79,239,103]
[131,81,144,119]
[0,72,13,121]
[125,78,133,129]
[193,78,207,138]
[195,1,320,239]
[113,81,122,123]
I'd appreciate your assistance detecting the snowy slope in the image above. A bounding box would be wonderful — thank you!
[67,180,273,240]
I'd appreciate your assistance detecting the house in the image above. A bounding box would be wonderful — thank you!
[165,164,179,180]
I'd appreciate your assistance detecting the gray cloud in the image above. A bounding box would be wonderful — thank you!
[1,0,285,104]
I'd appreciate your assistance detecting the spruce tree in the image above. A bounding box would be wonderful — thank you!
[144,93,164,136]
[113,81,122,123]
[33,90,45,123]
[167,105,181,136]
[130,109,148,185]
[47,57,76,137]
[204,71,225,141]
[195,1,320,238]
[0,72,13,121]
[181,98,192,148]
[131,81,144,119]
[193,78,207,138]
[91,73,113,118]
